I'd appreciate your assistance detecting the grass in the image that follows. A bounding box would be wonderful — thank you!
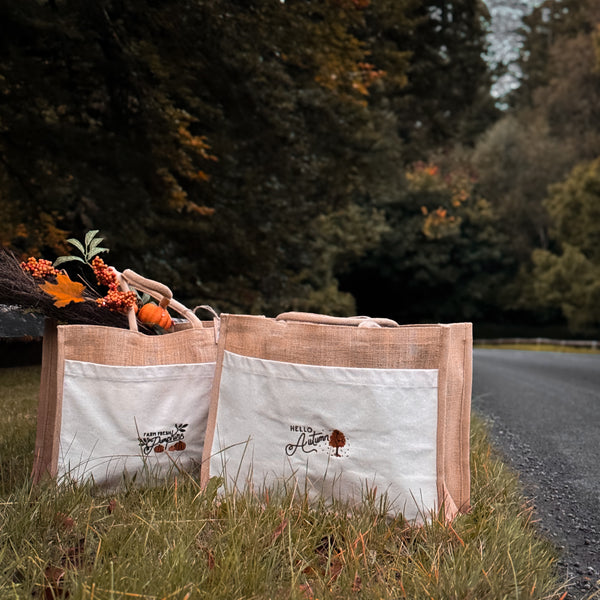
[0,366,568,599]
[474,344,600,354]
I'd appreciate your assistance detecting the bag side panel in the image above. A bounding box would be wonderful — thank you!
[32,319,63,482]
[445,323,472,512]
[201,317,230,489]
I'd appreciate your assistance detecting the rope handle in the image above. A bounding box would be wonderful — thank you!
[275,311,399,328]
[119,269,204,331]
[193,305,221,342]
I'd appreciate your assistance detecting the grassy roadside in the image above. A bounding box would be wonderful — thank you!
[0,366,567,599]
[474,343,600,354]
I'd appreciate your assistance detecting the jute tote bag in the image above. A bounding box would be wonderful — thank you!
[201,312,472,521]
[32,270,218,490]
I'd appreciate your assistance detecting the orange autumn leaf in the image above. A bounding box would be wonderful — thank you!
[299,583,315,599]
[328,556,343,583]
[39,272,86,307]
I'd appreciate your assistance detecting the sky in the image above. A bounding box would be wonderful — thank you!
[483,0,546,98]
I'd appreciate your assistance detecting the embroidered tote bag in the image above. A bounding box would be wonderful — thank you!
[32,270,217,490]
[201,312,472,521]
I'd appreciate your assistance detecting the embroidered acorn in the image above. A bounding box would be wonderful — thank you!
[138,299,173,330]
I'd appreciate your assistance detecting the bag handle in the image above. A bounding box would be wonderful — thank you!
[275,311,400,328]
[120,269,204,330]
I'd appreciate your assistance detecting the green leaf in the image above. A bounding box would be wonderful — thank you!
[84,230,100,247]
[67,238,86,257]
[88,247,110,258]
[139,292,152,305]
[88,237,105,251]
[54,255,86,267]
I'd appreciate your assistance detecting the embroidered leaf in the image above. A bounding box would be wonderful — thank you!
[39,272,86,307]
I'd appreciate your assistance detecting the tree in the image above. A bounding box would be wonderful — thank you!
[166,0,408,314]
[511,0,589,109]
[391,0,499,157]
[510,0,600,159]
[472,0,600,329]
[0,0,505,320]
[521,158,600,333]
[341,159,512,323]
[470,114,574,261]
[329,429,346,457]
[0,0,217,258]
[0,0,411,315]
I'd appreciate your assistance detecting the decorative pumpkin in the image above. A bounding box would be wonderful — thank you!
[138,301,173,330]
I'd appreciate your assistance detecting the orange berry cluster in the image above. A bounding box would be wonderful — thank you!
[92,256,137,313]
[91,256,118,287]
[96,288,137,313]
[21,257,60,279]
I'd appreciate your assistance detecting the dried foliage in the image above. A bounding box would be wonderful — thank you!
[0,248,133,329]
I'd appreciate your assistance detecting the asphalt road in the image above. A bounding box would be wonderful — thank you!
[472,348,600,599]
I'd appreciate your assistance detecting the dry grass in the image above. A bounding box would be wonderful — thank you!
[0,366,567,599]
[474,343,600,354]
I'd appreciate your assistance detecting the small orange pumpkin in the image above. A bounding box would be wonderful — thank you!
[138,301,173,330]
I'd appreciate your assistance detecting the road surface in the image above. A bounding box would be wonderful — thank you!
[472,348,600,599]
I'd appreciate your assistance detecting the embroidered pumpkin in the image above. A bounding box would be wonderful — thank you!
[138,302,173,330]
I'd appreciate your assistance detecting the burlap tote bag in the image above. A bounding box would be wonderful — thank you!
[32,270,218,490]
[201,312,472,521]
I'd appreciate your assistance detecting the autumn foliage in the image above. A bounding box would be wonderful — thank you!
[5,0,593,333]
[38,273,86,308]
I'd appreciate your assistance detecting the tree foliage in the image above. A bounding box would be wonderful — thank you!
[511,0,600,158]
[1,0,505,321]
[392,0,499,157]
[519,158,600,333]
[341,160,511,322]
[461,0,600,335]
[470,114,572,260]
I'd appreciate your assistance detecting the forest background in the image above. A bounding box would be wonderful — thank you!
[1,0,599,338]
